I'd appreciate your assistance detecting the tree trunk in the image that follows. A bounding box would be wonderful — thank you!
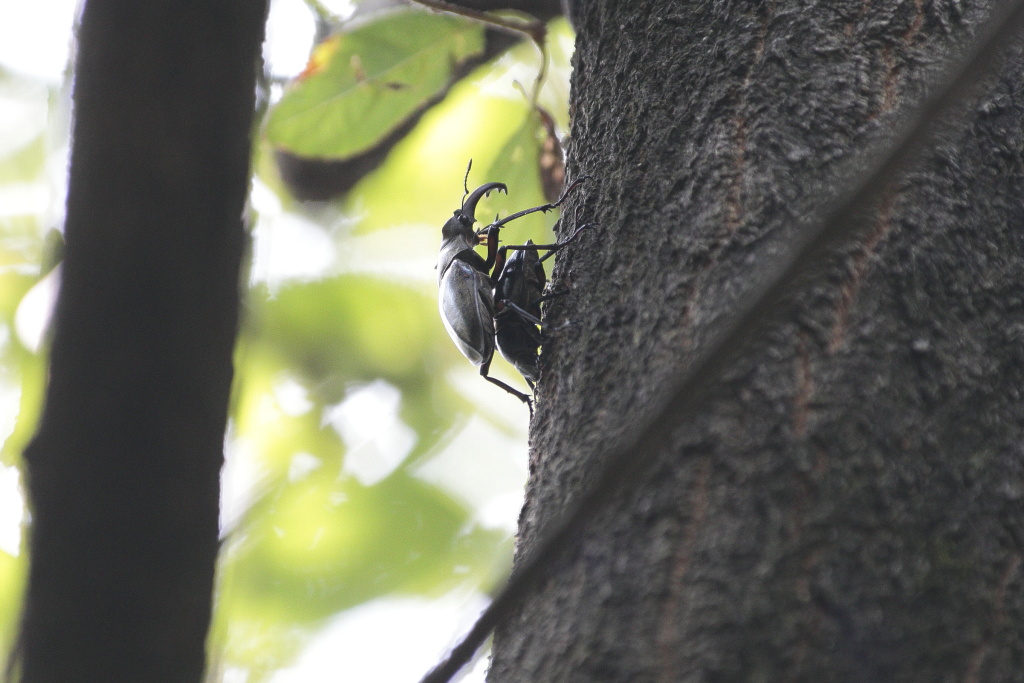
[16,1,267,681]
[490,1,1024,681]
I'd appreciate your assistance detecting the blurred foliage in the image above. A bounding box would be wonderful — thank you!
[266,10,485,159]
[0,66,63,657]
[0,4,577,680]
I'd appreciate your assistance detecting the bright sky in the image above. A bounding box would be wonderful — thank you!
[0,0,79,83]
[0,0,518,680]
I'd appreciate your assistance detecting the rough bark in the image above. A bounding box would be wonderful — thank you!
[15,1,267,681]
[490,1,1024,681]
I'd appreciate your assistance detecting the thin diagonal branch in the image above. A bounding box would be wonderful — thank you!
[419,1,1024,681]
[409,0,547,44]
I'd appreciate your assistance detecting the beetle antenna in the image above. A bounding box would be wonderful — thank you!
[461,159,473,210]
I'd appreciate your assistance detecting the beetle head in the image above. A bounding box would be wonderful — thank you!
[438,181,507,284]
[442,182,506,242]
[441,182,506,251]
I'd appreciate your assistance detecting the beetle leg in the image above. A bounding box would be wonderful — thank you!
[501,242,559,252]
[501,223,596,261]
[488,177,590,230]
[480,355,534,417]
[483,231,506,276]
[506,297,558,338]
[501,300,543,327]
[476,214,509,274]
[539,223,595,263]
[536,287,569,305]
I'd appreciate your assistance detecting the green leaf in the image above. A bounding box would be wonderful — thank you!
[0,548,27,654]
[211,469,506,676]
[252,275,439,386]
[0,134,46,184]
[266,10,485,160]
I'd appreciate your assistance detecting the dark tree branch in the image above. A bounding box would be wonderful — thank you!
[410,0,547,43]
[13,1,268,681]
[412,0,563,23]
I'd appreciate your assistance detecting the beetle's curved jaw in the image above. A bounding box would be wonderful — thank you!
[461,182,508,220]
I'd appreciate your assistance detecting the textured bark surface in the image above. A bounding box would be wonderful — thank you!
[16,1,267,681]
[490,1,1024,681]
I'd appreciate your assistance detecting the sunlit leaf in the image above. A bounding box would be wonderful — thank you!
[347,84,532,235]
[0,251,46,467]
[253,275,439,390]
[212,468,506,676]
[0,549,27,654]
[266,10,485,160]
[0,352,44,468]
[0,134,45,184]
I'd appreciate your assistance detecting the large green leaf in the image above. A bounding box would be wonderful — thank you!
[211,467,507,678]
[266,10,484,160]
[252,275,440,387]
[0,549,27,655]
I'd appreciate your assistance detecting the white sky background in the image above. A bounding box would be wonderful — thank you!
[0,0,531,680]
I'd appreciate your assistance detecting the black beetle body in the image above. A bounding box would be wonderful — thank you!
[494,242,546,384]
[493,225,593,386]
[437,182,506,368]
[437,176,589,414]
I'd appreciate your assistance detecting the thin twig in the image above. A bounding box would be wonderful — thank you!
[419,1,1024,681]
[529,45,549,104]
[409,0,547,44]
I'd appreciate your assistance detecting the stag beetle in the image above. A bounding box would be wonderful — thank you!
[492,225,594,386]
[437,173,588,414]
